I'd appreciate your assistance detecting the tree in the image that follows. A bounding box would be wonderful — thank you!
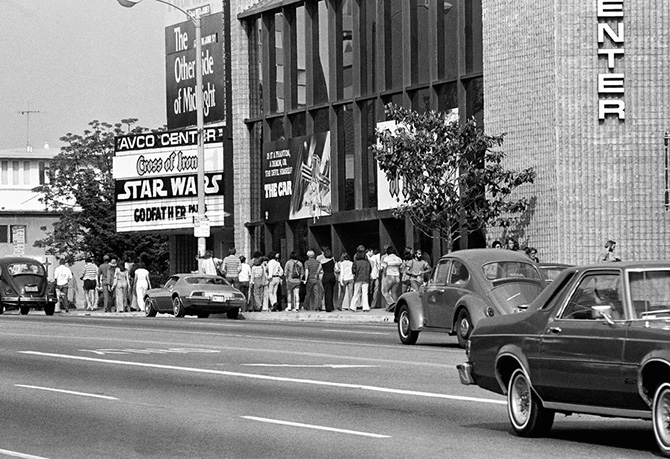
[372,105,536,250]
[33,119,169,280]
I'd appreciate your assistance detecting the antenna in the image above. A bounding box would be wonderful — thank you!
[17,109,41,151]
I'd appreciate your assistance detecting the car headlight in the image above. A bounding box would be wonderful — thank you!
[485,307,495,317]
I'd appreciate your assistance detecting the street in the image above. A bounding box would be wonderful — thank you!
[0,314,658,458]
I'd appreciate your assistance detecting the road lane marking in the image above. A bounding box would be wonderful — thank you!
[14,384,118,401]
[241,416,390,438]
[241,364,378,368]
[322,329,389,335]
[19,351,505,406]
[0,448,50,459]
[79,348,221,356]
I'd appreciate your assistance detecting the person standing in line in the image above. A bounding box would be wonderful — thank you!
[128,257,140,311]
[221,248,241,289]
[405,249,431,292]
[303,250,323,311]
[199,250,222,276]
[112,262,130,312]
[320,248,337,312]
[599,239,621,262]
[401,247,414,294]
[104,258,119,312]
[505,237,519,251]
[97,255,111,312]
[266,251,284,311]
[491,240,503,249]
[350,245,372,312]
[336,252,354,311]
[366,247,381,309]
[381,246,403,312]
[54,258,73,313]
[249,257,267,312]
[81,257,98,311]
[237,256,251,310]
[134,262,151,312]
[284,252,303,312]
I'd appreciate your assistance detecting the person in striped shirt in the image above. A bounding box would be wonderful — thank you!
[221,248,241,289]
[81,257,98,311]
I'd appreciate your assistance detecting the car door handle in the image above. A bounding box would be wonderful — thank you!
[548,326,562,334]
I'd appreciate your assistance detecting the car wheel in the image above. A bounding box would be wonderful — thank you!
[0,303,3,315]
[653,382,670,457]
[145,297,157,317]
[197,312,210,319]
[397,305,419,345]
[173,297,185,318]
[226,308,239,320]
[507,368,554,437]
[44,303,55,316]
[456,309,473,348]
[20,306,30,315]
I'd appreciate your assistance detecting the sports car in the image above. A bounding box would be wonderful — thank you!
[394,248,545,347]
[144,273,246,319]
[457,261,670,456]
[0,256,57,315]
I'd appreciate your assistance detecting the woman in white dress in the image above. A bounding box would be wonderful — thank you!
[134,262,151,312]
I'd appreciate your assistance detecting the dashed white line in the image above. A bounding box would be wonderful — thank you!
[14,384,118,401]
[323,329,389,335]
[0,448,50,459]
[241,364,378,368]
[19,351,505,405]
[241,416,390,438]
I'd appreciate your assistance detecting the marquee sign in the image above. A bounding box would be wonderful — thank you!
[597,0,625,120]
[113,127,225,232]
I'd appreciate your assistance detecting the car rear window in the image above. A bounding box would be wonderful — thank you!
[7,262,45,276]
[184,277,227,285]
[482,261,541,281]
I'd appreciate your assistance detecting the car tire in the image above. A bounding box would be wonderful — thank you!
[197,312,210,319]
[456,308,473,348]
[507,368,554,437]
[0,303,3,315]
[226,308,239,320]
[653,382,670,457]
[20,306,30,315]
[44,303,55,316]
[173,297,185,318]
[397,305,419,345]
[145,297,157,317]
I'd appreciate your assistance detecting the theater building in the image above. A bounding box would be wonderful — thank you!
[129,0,669,271]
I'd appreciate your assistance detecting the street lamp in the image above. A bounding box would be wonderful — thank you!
[118,0,208,266]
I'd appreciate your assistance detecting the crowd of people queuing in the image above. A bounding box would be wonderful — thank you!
[491,237,540,263]
[214,244,433,314]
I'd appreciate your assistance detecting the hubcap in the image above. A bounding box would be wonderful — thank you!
[173,300,180,315]
[459,317,470,337]
[657,389,670,446]
[400,312,410,337]
[511,374,530,426]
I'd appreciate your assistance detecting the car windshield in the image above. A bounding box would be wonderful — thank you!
[629,270,670,318]
[7,262,45,276]
[184,276,228,286]
[482,261,541,281]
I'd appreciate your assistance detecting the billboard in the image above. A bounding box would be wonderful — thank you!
[113,127,226,232]
[262,133,332,222]
[165,12,225,130]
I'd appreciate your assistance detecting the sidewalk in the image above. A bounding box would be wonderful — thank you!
[65,307,394,324]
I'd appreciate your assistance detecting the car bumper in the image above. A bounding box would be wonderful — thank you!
[1,295,52,306]
[457,362,475,385]
[183,298,245,312]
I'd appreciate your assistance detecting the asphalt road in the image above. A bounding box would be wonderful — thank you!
[0,313,659,458]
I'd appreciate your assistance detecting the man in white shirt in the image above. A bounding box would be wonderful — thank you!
[367,248,381,308]
[266,252,284,311]
[54,258,73,313]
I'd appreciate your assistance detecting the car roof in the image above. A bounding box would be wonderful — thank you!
[438,248,536,265]
[564,261,670,272]
[0,257,45,265]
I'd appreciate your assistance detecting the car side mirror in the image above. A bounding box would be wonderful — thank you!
[592,305,615,325]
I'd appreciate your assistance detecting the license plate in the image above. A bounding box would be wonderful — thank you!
[25,286,38,293]
[212,295,225,302]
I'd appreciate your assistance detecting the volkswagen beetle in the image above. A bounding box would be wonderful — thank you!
[0,257,57,315]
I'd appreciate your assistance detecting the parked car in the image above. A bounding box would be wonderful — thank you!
[537,262,573,283]
[394,248,545,347]
[457,261,670,457]
[144,273,246,319]
[0,256,57,315]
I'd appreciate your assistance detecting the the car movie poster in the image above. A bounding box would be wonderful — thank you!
[262,133,331,222]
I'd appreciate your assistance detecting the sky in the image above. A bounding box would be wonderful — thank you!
[0,0,169,151]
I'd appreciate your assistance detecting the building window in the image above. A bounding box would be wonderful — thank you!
[268,116,285,141]
[272,12,285,113]
[1,161,7,185]
[338,104,355,211]
[23,161,30,185]
[313,0,331,104]
[465,77,484,127]
[410,0,431,85]
[358,0,376,96]
[436,82,458,112]
[360,99,378,208]
[339,0,354,99]
[38,162,46,185]
[249,17,263,118]
[312,108,330,134]
[410,87,433,114]
[295,5,307,108]
[438,0,459,80]
[12,161,19,186]
[465,0,483,75]
[290,112,307,137]
[385,0,404,90]
[0,226,7,243]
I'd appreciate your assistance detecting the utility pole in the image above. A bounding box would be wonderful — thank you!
[18,109,40,151]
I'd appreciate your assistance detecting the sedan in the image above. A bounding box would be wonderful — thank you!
[457,261,670,457]
[0,256,57,315]
[144,273,246,319]
[394,248,545,347]
[537,262,573,283]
